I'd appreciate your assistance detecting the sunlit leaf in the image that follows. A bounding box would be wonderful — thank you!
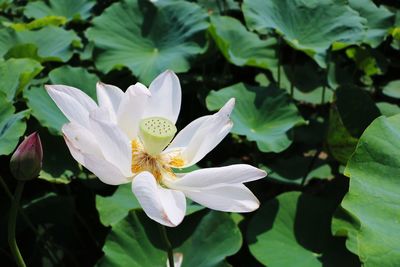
[348,0,394,47]
[242,0,365,67]
[209,15,277,73]
[0,95,29,156]
[0,26,79,62]
[86,0,208,84]
[376,102,400,116]
[333,114,400,266]
[24,0,95,21]
[7,16,67,31]
[0,58,42,101]
[382,80,400,99]
[206,83,305,153]
[345,47,386,77]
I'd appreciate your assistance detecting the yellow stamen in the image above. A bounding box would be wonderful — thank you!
[131,139,178,182]
[169,156,185,168]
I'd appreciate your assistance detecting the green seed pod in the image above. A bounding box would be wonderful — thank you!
[139,117,177,156]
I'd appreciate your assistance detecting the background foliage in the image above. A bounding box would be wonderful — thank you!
[0,0,399,266]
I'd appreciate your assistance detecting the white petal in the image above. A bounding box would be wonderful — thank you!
[172,183,259,213]
[89,109,132,177]
[132,172,186,227]
[167,253,183,267]
[62,123,102,163]
[165,98,235,167]
[169,165,266,188]
[117,83,150,140]
[63,133,129,185]
[142,70,181,123]
[45,84,97,126]
[165,115,210,149]
[84,153,130,185]
[96,82,124,122]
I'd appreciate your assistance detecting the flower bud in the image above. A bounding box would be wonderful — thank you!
[9,132,43,181]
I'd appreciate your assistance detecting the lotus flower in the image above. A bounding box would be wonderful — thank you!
[46,70,266,227]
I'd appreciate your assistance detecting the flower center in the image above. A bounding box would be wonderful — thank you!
[132,117,183,182]
[139,117,177,156]
[131,140,184,182]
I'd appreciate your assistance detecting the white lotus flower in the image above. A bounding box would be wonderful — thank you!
[45,70,267,227]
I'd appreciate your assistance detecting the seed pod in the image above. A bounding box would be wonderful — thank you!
[139,117,177,156]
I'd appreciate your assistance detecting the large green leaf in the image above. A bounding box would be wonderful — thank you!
[0,26,79,62]
[377,102,400,116]
[24,0,95,21]
[86,0,208,84]
[382,80,400,99]
[0,95,29,156]
[96,183,204,227]
[206,83,305,153]
[209,15,277,73]
[348,0,394,47]
[98,211,241,267]
[248,192,359,267]
[24,66,98,135]
[96,184,141,227]
[333,114,400,266]
[0,58,42,101]
[176,211,241,267]
[242,0,365,67]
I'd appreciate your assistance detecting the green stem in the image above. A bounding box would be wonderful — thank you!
[277,36,281,88]
[8,181,26,267]
[0,174,13,199]
[1,175,36,235]
[290,50,297,98]
[158,224,174,267]
[1,175,59,265]
[301,148,322,187]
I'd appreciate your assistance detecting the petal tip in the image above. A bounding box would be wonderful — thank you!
[96,81,105,87]
[220,98,235,117]
[252,198,261,211]
[259,168,268,178]
[44,84,54,91]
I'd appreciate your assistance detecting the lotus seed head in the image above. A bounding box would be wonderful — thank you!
[139,117,177,155]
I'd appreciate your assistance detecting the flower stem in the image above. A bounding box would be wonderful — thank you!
[158,224,174,267]
[301,148,322,187]
[0,174,13,199]
[8,181,26,267]
[277,35,282,88]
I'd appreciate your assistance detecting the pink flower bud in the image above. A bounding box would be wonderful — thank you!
[9,132,43,181]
